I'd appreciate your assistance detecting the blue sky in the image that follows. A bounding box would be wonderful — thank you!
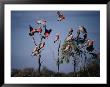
[11,11,100,73]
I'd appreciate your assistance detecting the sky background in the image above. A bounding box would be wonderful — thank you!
[11,11,100,73]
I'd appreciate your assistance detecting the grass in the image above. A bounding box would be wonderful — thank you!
[11,61,100,77]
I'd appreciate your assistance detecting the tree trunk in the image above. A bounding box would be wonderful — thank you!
[38,54,41,75]
[74,58,76,73]
[57,58,59,73]
[57,41,61,73]
[84,56,87,71]
[38,35,43,75]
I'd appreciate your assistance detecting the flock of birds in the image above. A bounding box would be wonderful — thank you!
[28,11,95,58]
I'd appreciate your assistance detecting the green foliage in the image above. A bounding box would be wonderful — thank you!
[60,38,83,64]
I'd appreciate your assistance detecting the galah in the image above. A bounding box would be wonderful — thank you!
[78,26,87,34]
[29,25,36,36]
[35,19,46,26]
[44,29,52,37]
[68,28,73,36]
[57,11,65,21]
[87,40,94,47]
[42,19,47,25]
[86,40,94,52]
[43,25,52,38]
[66,35,73,41]
[54,33,60,43]
[64,44,71,51]
[36,27,42,33]
[32,46,39,56]
[77,26,87,40]
[40,42,45,49]
[29,25,42,36]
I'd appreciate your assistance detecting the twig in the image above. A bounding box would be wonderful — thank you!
[32,36,37,46]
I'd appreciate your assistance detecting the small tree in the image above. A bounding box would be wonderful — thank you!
[29,22,51,75]
[56,40,61,73]
[60,27,99,75]
[30,35,44,75]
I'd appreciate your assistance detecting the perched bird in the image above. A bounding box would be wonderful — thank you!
[40,42,45,49]
[42,19,47,25]
[64,44,71,51]
[86,40,94,47]
[77,26,87,41]
[44,29,52,38]
[68,28,73,36]
[29,25,42,36]
[86,39,94,52]
[29,25,36,36]
[66,35,73,41]
[78,26,87,34]
[42,25,52,39]
[54,33,60,43]
[32,42,45,56]
[32,45,40,56]
[32,46,38,53]
[36,27,42,33]
[77,29,80,39]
